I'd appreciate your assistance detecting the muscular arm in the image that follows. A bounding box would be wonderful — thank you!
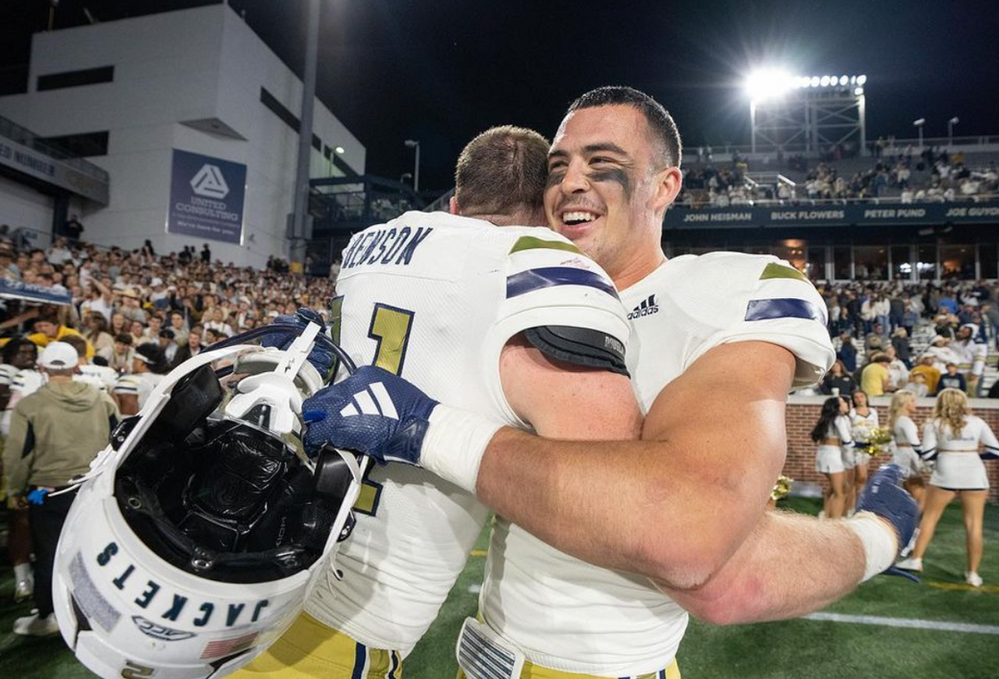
[477,341,871,624]
[499,334,642,442]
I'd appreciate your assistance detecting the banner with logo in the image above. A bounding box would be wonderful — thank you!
[167,149,247,244]
[665,200,999,230]
[0,279,72,305]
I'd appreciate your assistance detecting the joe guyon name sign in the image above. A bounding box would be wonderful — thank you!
[666,201,999,229]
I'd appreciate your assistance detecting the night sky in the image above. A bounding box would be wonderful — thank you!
[3,0,998,192]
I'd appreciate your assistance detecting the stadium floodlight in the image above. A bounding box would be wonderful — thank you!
[334,146,345,154]
[857,74,867,85]
[839,75,848,85]
[854,87,864,96]
[745,69,795,103]
[819,76,830,87]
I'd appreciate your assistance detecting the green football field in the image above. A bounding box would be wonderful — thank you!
[1,498,997,678]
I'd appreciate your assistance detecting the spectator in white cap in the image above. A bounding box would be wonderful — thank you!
[113,343,168,415]
[149,277,169,310]
[3,341,118,637]
[924,335,963,374]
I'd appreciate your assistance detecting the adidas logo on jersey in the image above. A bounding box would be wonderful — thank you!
[628,294,659,320]
[339,382,399,419]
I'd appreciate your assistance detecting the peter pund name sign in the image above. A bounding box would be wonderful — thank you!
[167,149,246,244]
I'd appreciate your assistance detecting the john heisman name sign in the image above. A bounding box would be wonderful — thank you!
[167,149,247,244]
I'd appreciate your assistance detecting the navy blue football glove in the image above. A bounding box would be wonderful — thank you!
[262,307,335,378]
[856,464,920,582]
[302,365,439,464]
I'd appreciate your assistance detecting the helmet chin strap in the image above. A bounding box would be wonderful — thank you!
[225,322,321,435]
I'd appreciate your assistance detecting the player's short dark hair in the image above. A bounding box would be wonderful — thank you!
[567,86,683,169]
[454,125,550,222]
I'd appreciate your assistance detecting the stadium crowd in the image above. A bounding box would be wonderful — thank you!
[678,148,999,207]
[0,234,337,372]
[812,280,999,399]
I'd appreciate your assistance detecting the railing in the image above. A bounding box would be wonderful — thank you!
[423,189,453,213]
[687,135,999,161]
[1,225,126,255]
[0,113,110,183]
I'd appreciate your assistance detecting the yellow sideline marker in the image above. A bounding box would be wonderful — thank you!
[926,581,999,594]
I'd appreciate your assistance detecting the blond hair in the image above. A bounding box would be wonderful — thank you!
[933,388,970,435]
[888,389,915,431]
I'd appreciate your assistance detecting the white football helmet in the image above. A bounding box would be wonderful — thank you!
[52,322,368,679]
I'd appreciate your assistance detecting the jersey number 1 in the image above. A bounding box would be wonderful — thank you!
[346,302,416,516]
[368,303,415,376]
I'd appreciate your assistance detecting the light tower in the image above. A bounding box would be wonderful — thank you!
[747,70,868,156]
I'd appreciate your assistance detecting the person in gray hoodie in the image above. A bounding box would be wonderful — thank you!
[3,341,118,637]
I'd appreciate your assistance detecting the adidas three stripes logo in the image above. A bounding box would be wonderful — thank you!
[339,382,399,419]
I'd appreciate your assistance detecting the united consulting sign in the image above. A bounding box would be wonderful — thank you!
[167,149,247,244]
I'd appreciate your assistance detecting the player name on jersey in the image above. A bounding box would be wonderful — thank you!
[341,225,434,270]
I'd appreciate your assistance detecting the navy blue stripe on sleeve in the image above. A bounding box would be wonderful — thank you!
[506,267,619,300]
[745,298,826,323]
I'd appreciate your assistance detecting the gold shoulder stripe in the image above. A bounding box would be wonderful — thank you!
[509,235,582,255]
[760,262,808,282]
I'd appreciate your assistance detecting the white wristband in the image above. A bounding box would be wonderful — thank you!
[421,404,505,493]
[845,511,899,582]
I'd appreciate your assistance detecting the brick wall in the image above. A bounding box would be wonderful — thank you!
[785,396,999,503]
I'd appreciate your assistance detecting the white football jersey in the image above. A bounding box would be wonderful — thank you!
[75,363,118,393]
[113,371,165,410]
[480,252,835,675]
[305,211,629,656]
[0,363,17,387]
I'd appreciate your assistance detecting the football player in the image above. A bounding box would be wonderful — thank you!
[304,88,918,678]
[230,125,642,678]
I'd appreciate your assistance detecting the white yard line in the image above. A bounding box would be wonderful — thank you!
[803,612,999,635]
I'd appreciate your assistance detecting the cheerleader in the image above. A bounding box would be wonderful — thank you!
[848,390,878,514]
[811,396,853,519]
[896,389,999,587]
[888,389,927,511]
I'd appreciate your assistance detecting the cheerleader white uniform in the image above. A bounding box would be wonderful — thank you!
[922,416,999,490]
[851,407,880,468]
[816,415,853,473]
[891,415,925,477]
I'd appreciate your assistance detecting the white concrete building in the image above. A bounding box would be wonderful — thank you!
[0,4,364,267]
